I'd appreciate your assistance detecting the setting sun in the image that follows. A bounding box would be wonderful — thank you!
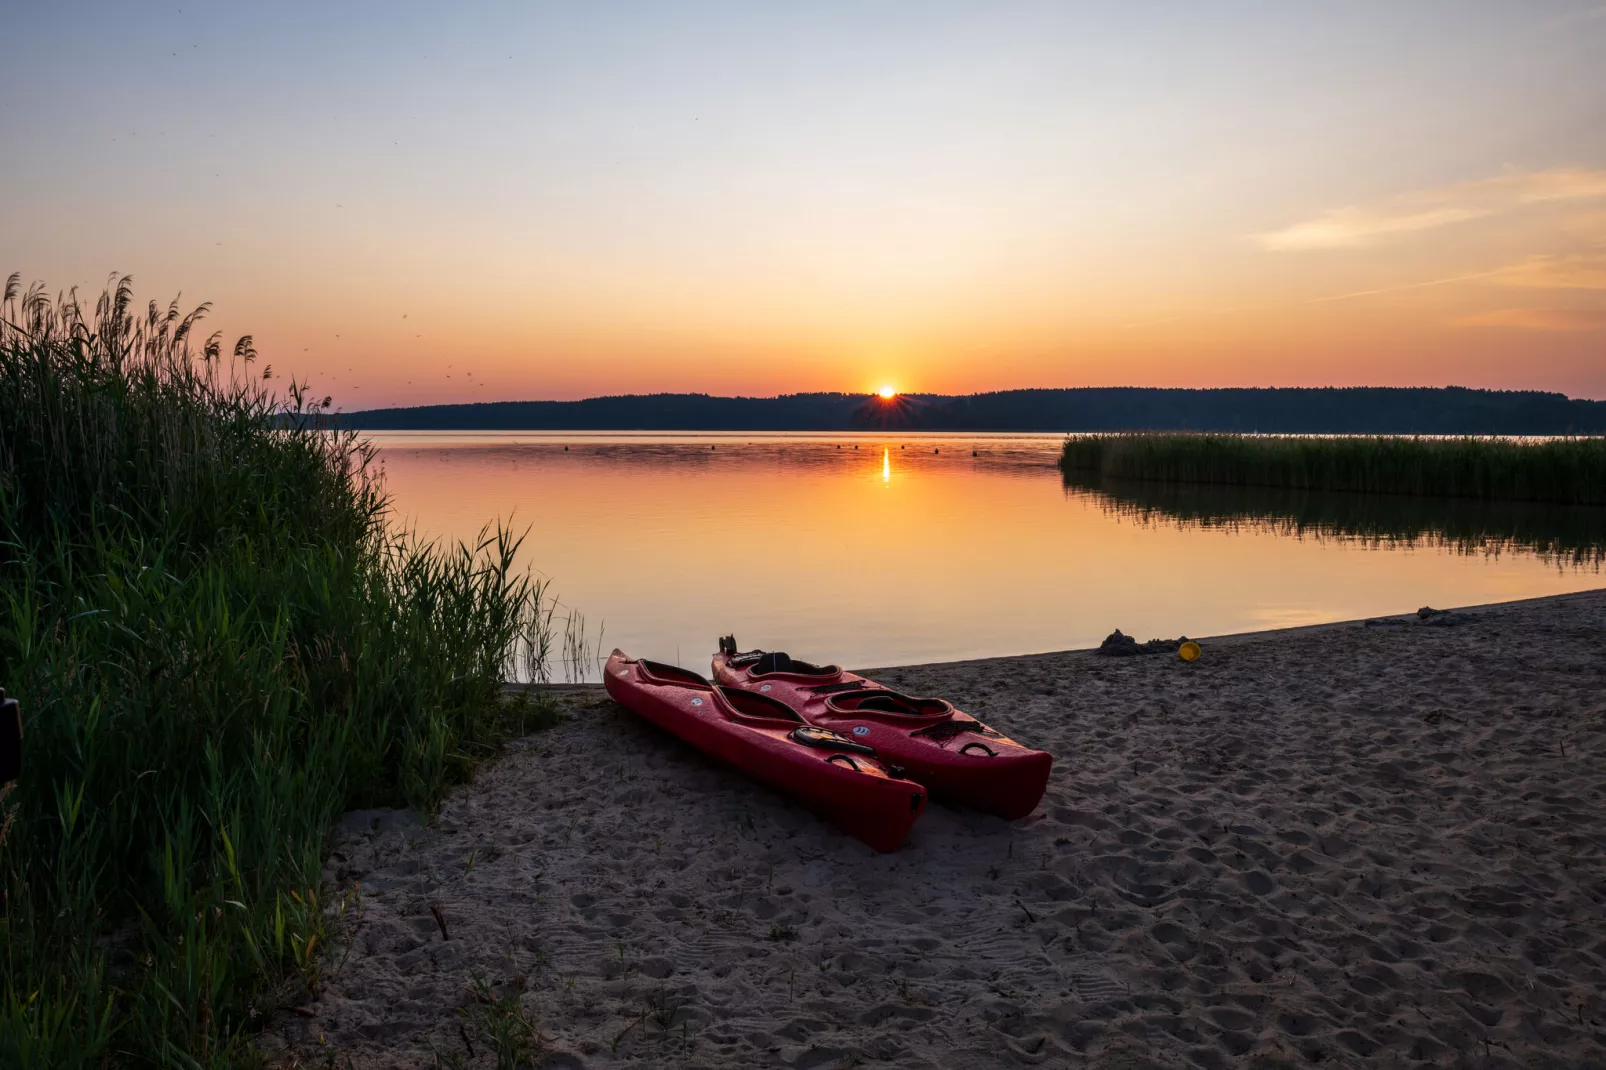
[878,385,898,399]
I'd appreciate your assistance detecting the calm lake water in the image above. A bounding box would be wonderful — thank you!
[371,432,1605,681]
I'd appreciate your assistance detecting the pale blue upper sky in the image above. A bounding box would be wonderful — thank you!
[5,2,1605,404]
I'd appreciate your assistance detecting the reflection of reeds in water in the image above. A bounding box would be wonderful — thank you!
[1061,433,1606,506]
[1063,474,1606,569]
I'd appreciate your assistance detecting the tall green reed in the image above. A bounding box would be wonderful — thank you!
[1060,432,1606,505]
[0,274,565,1066]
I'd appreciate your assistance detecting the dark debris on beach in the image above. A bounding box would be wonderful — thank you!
[1365,606,1478,629]
[1096,629,1192,656]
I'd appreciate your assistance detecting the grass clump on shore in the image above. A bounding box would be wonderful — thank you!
[1060,432,1606,506]
[0,275,562,1066]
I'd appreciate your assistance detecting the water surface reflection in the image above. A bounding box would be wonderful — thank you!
[371,433,1603,680]
[1062,474,1606,569]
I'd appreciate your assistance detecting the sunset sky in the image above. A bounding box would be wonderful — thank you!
[4,2,1605,408]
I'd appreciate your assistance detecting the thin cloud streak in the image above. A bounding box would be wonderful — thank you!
[1126,260,1585,328]
[1258,169,1606,251]
[1458,307,1606,332]
[1305,269,1510,304]
[1493,252,1606,290]
[1263,207,1491,251]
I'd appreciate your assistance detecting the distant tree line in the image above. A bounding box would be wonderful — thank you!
[334,387,1606,435]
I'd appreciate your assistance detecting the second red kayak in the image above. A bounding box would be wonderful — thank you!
[604,650,927,852]
[713,638,1052,820]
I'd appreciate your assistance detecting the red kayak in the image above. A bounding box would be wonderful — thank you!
[712,638,1052,820]
[604,650,927,852]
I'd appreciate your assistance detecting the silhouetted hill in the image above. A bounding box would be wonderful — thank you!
[336,387,1606,435]
[339,392,864,431]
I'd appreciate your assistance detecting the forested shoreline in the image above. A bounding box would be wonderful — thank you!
[336,386,1606,434]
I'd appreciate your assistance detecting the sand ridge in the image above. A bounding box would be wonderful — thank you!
[265,590,1606,1068]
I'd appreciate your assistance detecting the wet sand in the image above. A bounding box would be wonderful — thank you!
[264,589,1606,1068]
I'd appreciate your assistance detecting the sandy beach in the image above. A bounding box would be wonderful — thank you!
[265,589,1606,1069]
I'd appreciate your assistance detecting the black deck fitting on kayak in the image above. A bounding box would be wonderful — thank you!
[0,688,20,784]
[789,725,877,757]
[829,689,948,716]
[718,635,737,657]
[911,718,996,743]
[806,682,869,695]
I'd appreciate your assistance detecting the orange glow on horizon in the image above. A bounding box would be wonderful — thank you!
[6,10,1606,407]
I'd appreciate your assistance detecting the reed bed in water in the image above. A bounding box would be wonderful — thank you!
[0,275,571,1066]
[1059,432,1606,505]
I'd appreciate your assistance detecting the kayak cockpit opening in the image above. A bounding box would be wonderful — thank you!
[636,660,714,689]
[827,690,952,717]
[716,685,806,722]
[718,636,840,678]
[743,651,841,678]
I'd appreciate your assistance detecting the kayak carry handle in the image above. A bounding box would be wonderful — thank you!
[959,740,997,757]
[825,754,861,772]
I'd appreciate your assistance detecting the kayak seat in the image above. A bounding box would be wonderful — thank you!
[828,690,951,717]
[637,660,714,689]
[748,651,840,678]
[717,686,806,723]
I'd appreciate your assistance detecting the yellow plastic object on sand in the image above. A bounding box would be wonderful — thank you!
[1179,640,1202,663]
